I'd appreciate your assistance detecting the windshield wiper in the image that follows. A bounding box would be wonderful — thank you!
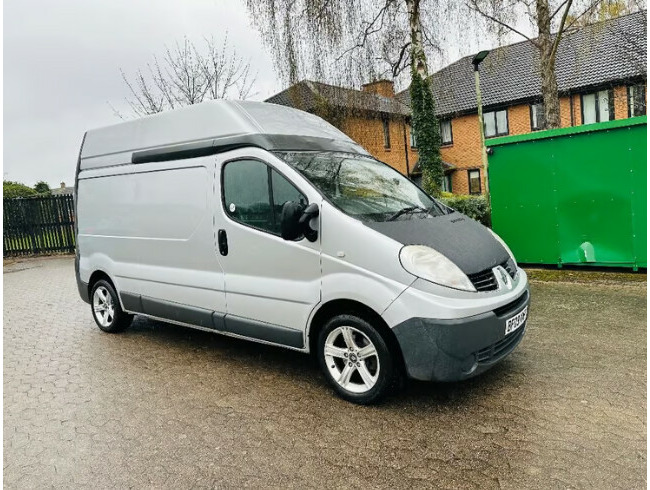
[427,200,449,216]
[386,206,428,221]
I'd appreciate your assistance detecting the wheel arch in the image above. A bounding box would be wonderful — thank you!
[88,270,117,300]
[307,299,405,371]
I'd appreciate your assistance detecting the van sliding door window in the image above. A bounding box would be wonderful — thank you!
[223,159,306,235]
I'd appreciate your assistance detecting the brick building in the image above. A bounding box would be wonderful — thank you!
[267,10,647,195]
[266,79,419,176]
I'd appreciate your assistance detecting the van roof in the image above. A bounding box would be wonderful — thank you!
[80,100,368,170]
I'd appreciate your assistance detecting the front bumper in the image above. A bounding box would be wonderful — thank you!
[392,289,530,382]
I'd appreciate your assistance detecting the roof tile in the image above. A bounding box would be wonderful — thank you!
[397,11,647,116]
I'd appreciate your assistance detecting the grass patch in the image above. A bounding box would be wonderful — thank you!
[525,267,646,284]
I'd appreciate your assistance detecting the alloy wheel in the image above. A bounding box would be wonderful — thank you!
[92,285,115,327]
[324,326,380,394]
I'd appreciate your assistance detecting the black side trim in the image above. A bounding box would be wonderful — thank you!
[223,316,304,348]
[120,292,143,313]
[140,296,217,330]
[211,312,226,331]
[130,134,367,165]
[118,293,303,348]
[132,139,239,164]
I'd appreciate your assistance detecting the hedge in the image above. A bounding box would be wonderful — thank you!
[439,194,491,226]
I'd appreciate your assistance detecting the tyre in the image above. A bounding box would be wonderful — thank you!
[317,313,398,405]
[90,279,133,333]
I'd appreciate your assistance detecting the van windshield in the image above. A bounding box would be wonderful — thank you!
[275,151,448,222]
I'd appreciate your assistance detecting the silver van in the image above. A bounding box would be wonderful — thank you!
[75,100,529,404]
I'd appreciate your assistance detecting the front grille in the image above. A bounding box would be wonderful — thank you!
[494,290,529,317]
[503,258,517,278]
[467,268,498,291]
[468,260,516,292]
[476,326,526,364]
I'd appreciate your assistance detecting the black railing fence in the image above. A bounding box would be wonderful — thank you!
[3,195,76,256]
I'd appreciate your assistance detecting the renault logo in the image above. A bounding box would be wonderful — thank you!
[493,265,513,290]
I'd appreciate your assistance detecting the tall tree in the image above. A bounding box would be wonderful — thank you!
[246,0,445,192]
[410,69,444,194]
[34,181,51,195]
[466,0,645,129]
[245,0,446,86]
[566,0,643,25]
[117,36,257,117]
[406,0,444,195]
[466,0,590,129]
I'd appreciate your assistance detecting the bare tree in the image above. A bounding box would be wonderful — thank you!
[245,0,448,193]
[466,0,645,129]
[245,0,451,88]
[118,36,257,117]
[566,0,644,25]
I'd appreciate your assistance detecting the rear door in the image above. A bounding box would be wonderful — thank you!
[214,148,322,348]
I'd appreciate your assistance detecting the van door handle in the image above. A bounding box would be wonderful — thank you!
[217,229,228,256]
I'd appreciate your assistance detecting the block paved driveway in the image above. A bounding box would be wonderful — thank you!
[3,256,646,488]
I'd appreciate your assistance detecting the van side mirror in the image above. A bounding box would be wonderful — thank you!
[300,203,319,242]
[280,201,319,242]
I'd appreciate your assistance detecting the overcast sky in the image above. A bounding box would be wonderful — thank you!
[4,0,282,188]
[4,0,512,189]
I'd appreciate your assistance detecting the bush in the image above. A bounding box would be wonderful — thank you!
[34,181,52,195]
[3,181,37,199]
[439,194,491,226]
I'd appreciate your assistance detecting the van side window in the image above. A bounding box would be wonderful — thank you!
[223,159,306,235]
[271,169,305,230]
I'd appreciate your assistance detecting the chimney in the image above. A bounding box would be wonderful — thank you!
[60,182,65,189]
[361,79,395,98]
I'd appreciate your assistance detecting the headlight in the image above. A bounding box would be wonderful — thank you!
[399,245,476,292]
[488,228,517,269]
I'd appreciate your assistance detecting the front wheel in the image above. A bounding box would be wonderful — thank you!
[317,314,398,405]
[90,279,133,333]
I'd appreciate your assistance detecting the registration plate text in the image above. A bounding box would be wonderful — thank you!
[505,306,528,335]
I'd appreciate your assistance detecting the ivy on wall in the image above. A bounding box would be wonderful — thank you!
[409,69,443,196]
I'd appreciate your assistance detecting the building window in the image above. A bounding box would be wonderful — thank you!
[468,169,481,195]
[382,118,391,148]
[628,84,646,117]
[440,120,453,145]
[484,109,508,138]
[409,125,417,148]
[442,174,452,193]
[581,89,614,124]
[530,102,545,131]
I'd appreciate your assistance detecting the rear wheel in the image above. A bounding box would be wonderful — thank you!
[90,279,133,333]
[317,314,397,405]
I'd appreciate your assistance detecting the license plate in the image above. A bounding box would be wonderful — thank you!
[505,306,528,335]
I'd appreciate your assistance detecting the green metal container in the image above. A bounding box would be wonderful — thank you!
[486,116,647,270]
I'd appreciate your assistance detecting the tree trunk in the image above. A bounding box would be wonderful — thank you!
[406,0,428,78]
[406,0,443,196]
[536,0,561,128]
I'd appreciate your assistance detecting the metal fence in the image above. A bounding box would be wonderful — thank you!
[3,195,75,257]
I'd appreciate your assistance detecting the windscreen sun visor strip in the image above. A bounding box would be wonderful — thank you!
[129,134,368,165]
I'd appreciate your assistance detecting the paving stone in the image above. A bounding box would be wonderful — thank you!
[3,256,646,488]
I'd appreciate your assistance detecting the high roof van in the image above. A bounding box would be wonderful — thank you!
[75,100,530,404]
